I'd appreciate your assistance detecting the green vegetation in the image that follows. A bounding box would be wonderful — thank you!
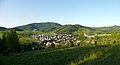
[0,45,120,65]
[0,31,3,38]
[55,25,92,34]
[12,22,93,34]
[0,22,120,65]
[0,30,21,55]
[1,22,120,34]
[93,25,120,33]
[14,22,62,32]
[19,37,40,44]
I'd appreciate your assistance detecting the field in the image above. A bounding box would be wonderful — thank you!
[0,45,120,65]
[0,31,3,38]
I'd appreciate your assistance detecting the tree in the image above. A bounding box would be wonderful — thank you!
[0,38,3,53]
[0,33,6,54]
[5,30,21,53]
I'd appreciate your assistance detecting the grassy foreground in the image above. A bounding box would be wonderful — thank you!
[0,45,120,65]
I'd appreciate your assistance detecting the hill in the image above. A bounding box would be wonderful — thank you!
[55,24,93,34]
[2,22,120,34]
[93,25,120,33]
[0,45,120,65]
[14,22,62,32]
[0,27,7,31]
[0,27,23,31]
[14,22,93,34]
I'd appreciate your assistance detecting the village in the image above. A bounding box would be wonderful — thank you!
[30,33,99,49]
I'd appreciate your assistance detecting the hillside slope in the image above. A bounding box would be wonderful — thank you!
[2,22,120,33]
[14,22,62,32]
[55,24,93,34]
[94,25,120,33]
[14,22,93,34]
[0,45,119,65]
[0,27,7,31]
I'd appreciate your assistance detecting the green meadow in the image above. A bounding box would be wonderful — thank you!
[0,45,120,65]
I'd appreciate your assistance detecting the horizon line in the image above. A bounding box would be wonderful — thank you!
[0,22,119,28]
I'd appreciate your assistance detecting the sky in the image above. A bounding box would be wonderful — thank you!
[0,0,120,28]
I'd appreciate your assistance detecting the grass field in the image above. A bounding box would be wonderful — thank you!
[0,45,120,65]
[0,31,3,38]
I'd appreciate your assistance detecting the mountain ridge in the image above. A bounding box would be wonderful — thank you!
[0,22,120,33]
[13,22,93,34]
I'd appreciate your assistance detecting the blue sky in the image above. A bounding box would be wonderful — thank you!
[0,0,120,28]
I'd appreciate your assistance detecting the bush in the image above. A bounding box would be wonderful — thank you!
[50,43,55,48]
